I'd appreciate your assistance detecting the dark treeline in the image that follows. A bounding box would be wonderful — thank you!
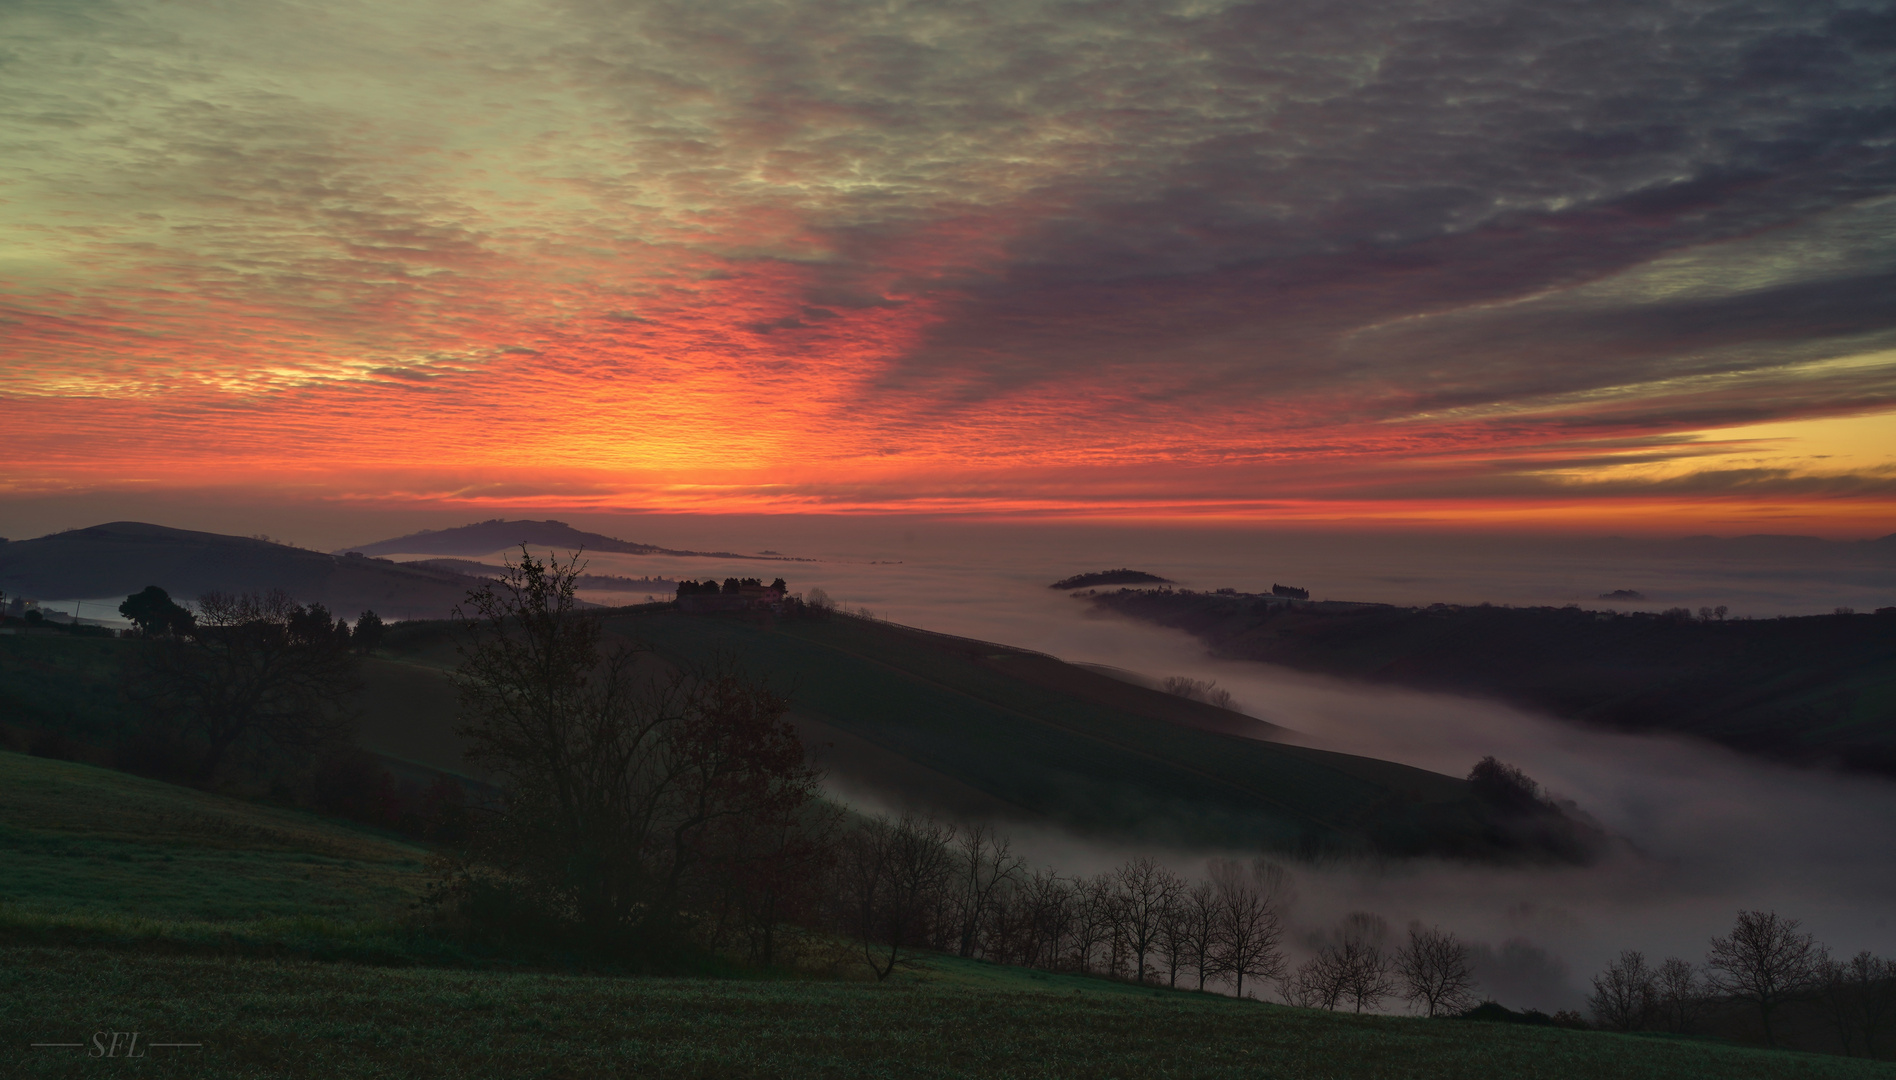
[1090,587,1896,777]
[675,577,788,597]
[823,810,1482,1017]
[1586,912,1896,1059]
[3,581,460,836]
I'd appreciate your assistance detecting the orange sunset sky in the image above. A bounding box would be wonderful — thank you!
[3,0,1894,535]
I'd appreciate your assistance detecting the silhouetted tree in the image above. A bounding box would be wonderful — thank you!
[840,813,955,979]
[1209,857,1289,999]
[1397,923,1476,1017]
[119,586,196,637]
[352,609,386,653]
[1468,756,1551,814]
[1816,950,1895,1058]
[1018,868,1076,971]
[1706,910,1820,1047]
[1111,857,1184,983]
[949,824,1024,958]
[1337,912,1397,1013]
[132,589,360,783]
[1070,874,1116,973]
[1589,949,1658,1031]
[1177,878,1222,991]
[444,547,822,956]
[1654,956,1701,1034]
[1285,912,1392,1012]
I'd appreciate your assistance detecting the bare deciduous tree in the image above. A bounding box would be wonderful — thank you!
[1114,857,1184,983]
[1284,947,1348,1010]
[1070,873,1116,973]
[1018,867,1075,970]
[1396,923,1476,1017]
[1161,676,1233,709]
[1177,879,1222,992]
[1209,857,1290,999]
[1817,950,1896,1059]
[1654,956,1700,1034]
[1285,913,1394,1013]
[1337,912,1396,1013]
[1589,950,1658,1031]
[950,823,1024,958]
[1706,909,1820,1047]
[840,812,956,979]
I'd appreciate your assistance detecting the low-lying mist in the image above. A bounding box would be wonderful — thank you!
[432,521,1896,1012]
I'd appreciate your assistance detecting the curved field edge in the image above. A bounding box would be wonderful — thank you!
[3,948,1889,1080]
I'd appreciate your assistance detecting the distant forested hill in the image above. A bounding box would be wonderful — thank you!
[1050,569,1174,589]
[0,522,484,619]
[338,519,803,561]
[576,610,1601,862]
[404,558,678,594]
[1090,589,1896,776]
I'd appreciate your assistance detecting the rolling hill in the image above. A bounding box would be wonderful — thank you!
[3,595,1601,862]
[337,518,806,561]
[0,522,485,619]
[369,607,1602,862]
[1089,588,1896,776]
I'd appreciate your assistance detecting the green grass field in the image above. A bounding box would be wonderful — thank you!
[2,751,1892,1078]
[7,947,1892,1079]
[0,633,141,746]
[0,751,463,965]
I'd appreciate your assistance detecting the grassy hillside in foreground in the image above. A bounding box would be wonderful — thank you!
[1,750,1890,1079]
[6,947,1892,1080]
[368,607,1596,862]
[1091,589,1896,776]
[0,751,453,962]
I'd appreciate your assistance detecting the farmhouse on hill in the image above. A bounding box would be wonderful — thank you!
[676,576,787,614]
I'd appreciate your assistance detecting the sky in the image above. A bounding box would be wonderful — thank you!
[3,0,1895,532]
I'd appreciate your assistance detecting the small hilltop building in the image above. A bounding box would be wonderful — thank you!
[676,577,787,614]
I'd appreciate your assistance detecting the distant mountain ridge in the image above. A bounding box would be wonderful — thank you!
[1050,569,1174,589]
[0,522,486,620]
[339,519,806,561]
[406,558,679,593]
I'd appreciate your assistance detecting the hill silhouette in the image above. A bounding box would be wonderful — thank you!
[1091,588,1896,776]
[338,519,804,561]
[405,558,678,594]
[362,609,1605,863]
[1050,569,1174,589]
[0,522,484,619]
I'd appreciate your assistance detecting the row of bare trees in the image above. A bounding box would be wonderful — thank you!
[1589,911,1895,1056]
[830,816,1295,992]
[825,812,1477,1015]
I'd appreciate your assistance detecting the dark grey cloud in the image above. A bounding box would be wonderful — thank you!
[553,0,1896,423]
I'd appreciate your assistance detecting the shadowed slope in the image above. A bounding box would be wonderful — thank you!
[590,609,1601,862]
[0,523,483,620]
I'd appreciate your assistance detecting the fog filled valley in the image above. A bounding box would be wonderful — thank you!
[557,520,1896,1016]
[4,515,1894,1069]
